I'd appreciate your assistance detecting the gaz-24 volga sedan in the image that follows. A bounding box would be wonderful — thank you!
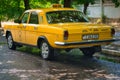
[3,5,119,60]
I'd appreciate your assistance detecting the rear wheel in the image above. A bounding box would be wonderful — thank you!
[7,33,16,50]
[40,40,54,60]
[80,47,95,57]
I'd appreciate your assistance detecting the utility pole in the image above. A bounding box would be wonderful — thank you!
[100,0,104,23]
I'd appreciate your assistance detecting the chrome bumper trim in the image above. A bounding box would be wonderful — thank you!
[55,39,120,46]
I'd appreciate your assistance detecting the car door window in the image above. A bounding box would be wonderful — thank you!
[21,13,29,23]
[29,12,39,24]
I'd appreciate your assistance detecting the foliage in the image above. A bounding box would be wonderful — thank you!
[0,0,24,21]
[30,0,60,8]
[30,0,51,8]
[112,0,120,7]
[0,0,62,21]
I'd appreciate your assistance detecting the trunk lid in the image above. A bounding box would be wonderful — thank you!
[51,23,111,34]
[50,23,112,42]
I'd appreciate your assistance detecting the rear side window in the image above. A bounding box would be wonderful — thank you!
[29,12,39,24]
[21,12,29,23]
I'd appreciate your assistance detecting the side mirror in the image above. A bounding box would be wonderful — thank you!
[14,19,21,23]
[96,19,102,24]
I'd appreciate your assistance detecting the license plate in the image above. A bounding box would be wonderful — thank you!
[82,34,99,40]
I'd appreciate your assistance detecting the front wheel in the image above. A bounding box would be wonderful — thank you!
[7,33,16,50]
[40,40,54,60]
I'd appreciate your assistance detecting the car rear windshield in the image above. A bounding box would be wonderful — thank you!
[46,10,89,24]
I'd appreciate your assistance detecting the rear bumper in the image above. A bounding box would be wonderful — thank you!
[55,39,120,46]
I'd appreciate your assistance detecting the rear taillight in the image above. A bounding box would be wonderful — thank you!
[111,28,115,36]
[64,30,69,40]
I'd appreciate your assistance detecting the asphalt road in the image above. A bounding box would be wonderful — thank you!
[0,36,120,80]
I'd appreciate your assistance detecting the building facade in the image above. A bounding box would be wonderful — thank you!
[77,0,120,18]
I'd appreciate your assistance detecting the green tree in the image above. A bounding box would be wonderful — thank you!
[0,0,8,27]
[112,0,120,7]
[0,0,25,27]
[29,0,60,8]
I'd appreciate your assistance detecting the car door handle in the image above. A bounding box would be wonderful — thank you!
[23,25,26,28]
[34,26,38,30]
[17,26,22,28]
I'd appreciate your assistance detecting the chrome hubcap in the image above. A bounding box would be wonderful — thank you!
[41,42,49,59]
[8,35,13,48]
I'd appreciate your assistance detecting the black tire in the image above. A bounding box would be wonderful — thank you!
[40,40,54,60]
[7,33,16,50]
[80,47,95,57]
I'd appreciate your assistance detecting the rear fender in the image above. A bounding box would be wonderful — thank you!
[37,36,50,48]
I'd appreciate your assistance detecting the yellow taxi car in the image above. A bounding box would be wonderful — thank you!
[3,5,118,60]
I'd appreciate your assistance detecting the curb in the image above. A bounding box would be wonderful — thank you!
[0,28,4,36]
[102,49,120,57]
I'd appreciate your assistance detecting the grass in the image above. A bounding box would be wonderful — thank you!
[0,42,7,45]
[96,53,120,63]
[17,46,40,55]
[100,56,120,63]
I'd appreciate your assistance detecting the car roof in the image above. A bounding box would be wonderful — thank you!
[25,8,78,13]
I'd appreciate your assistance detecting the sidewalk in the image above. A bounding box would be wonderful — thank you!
[0,36,6,43]
[102,31,120,56]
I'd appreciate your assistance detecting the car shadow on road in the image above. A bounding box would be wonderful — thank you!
[53,49,102,68]
[17,46,102,69]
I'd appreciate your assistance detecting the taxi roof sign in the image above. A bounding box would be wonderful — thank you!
[52,4,62,8]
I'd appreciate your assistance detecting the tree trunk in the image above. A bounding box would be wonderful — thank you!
[55,0,60,4]
[18,0,21,11]
[64,0,72,8]
[0,21,1,28]
[83,2,89,15]
[0,20,2,36]
[23,0,30,10]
